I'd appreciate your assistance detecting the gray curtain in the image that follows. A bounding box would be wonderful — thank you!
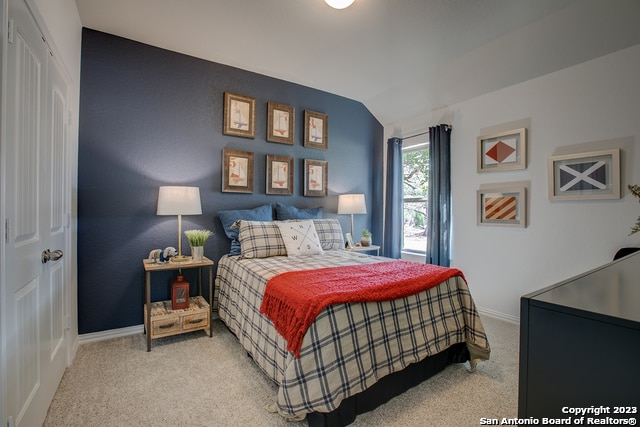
[383,137,403,259]
[426,125,452,266]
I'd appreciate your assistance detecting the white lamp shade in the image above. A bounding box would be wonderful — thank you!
[337,194,367,215]
[157,186,202,215]
[325,0,355,9]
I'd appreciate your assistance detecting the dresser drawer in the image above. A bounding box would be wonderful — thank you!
[151,317,180,337]
[182,311,209,331]
[145,296,210,339]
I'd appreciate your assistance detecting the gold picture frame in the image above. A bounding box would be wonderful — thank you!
[223,92,256,139]
[304,159,328,197]
[267,102,294,145]
[266,154,294,195]
[222,148,254,193]
[303,110,328,150]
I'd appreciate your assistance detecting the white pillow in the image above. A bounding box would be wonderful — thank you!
[276,220,324,257]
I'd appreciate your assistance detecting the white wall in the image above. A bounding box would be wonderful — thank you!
[424,44,640,322]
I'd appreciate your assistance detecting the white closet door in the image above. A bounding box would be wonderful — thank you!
[4,0,70,425]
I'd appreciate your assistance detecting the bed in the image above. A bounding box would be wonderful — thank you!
[214,214,490,426]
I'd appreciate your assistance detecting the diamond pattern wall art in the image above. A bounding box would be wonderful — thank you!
[477,128,527,172]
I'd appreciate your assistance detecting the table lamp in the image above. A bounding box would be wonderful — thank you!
[157,186,202,262]
[337,193,366,238]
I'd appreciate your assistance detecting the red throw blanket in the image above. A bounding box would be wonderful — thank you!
[259,260,465,358]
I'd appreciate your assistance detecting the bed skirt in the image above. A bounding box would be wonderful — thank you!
[306,342,470,427]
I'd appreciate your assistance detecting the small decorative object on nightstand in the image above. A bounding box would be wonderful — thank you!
[171,275,190,310]
[184,229,213,262]
[360,228,372,247]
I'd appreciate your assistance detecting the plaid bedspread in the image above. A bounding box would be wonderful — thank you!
[215,251,490,418]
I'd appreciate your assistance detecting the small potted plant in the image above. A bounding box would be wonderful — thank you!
[184,229,213,261]
[360,228,372,247]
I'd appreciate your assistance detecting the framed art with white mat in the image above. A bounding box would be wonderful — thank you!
[477,128,527,172]
[548,149,620,201]
[477,184,527,228]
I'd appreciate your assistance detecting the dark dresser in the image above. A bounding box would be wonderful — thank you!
[518,251,640,418]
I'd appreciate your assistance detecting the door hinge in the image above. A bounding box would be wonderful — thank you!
[8,18,14,44]
[5,218,10,243]
[64,315,71,331]
[7,415,14,427]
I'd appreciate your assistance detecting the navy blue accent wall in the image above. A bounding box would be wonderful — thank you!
[78,28,384,334]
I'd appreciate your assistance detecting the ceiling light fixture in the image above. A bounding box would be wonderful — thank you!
[325,0,355,9]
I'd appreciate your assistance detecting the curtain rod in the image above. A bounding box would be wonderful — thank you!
[402,131,429,140]
[401,124,452,141]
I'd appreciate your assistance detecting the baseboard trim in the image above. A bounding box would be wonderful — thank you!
[79,325,143,344]
[478,306,519,324]
[78,312,221,344]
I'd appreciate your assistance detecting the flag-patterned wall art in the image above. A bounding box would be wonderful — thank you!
[477,128,527,172]
[548,149,620,200]
[477,185,527,228]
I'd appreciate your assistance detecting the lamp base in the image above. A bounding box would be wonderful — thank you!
[170,255,190,263]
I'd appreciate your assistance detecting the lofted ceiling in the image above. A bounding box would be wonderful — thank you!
[74,0,640,133]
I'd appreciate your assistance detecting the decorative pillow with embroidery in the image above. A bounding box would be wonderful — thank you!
[276,220,324,257]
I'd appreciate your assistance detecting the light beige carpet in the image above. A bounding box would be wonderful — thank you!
[44,315,518,426]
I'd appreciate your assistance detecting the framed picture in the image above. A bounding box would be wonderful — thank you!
[477,185,527,228]
[477,128,527,172]
[345,232,355,249]
[267,102,294,145]
[223,92,256,139]
[304,159,328,197]
[222,148,254,193]
[304,110,328,150]
[266,154,294,195]
[548,148,620,200]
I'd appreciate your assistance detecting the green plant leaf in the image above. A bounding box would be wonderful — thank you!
[184,229,213,246]
[629,185,640,235]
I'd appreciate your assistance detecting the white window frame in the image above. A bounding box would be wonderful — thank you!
[401,140,429,256]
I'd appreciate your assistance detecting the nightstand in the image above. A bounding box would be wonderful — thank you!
[346,244,380,256]
[143,257,214,351]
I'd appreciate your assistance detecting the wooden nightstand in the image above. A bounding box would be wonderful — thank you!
[346,244,380,256]
[143,257,214,351]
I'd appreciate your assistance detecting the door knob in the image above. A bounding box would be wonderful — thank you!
[42,249,63,264]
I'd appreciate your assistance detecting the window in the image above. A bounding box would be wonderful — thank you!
[402,142,429,253]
